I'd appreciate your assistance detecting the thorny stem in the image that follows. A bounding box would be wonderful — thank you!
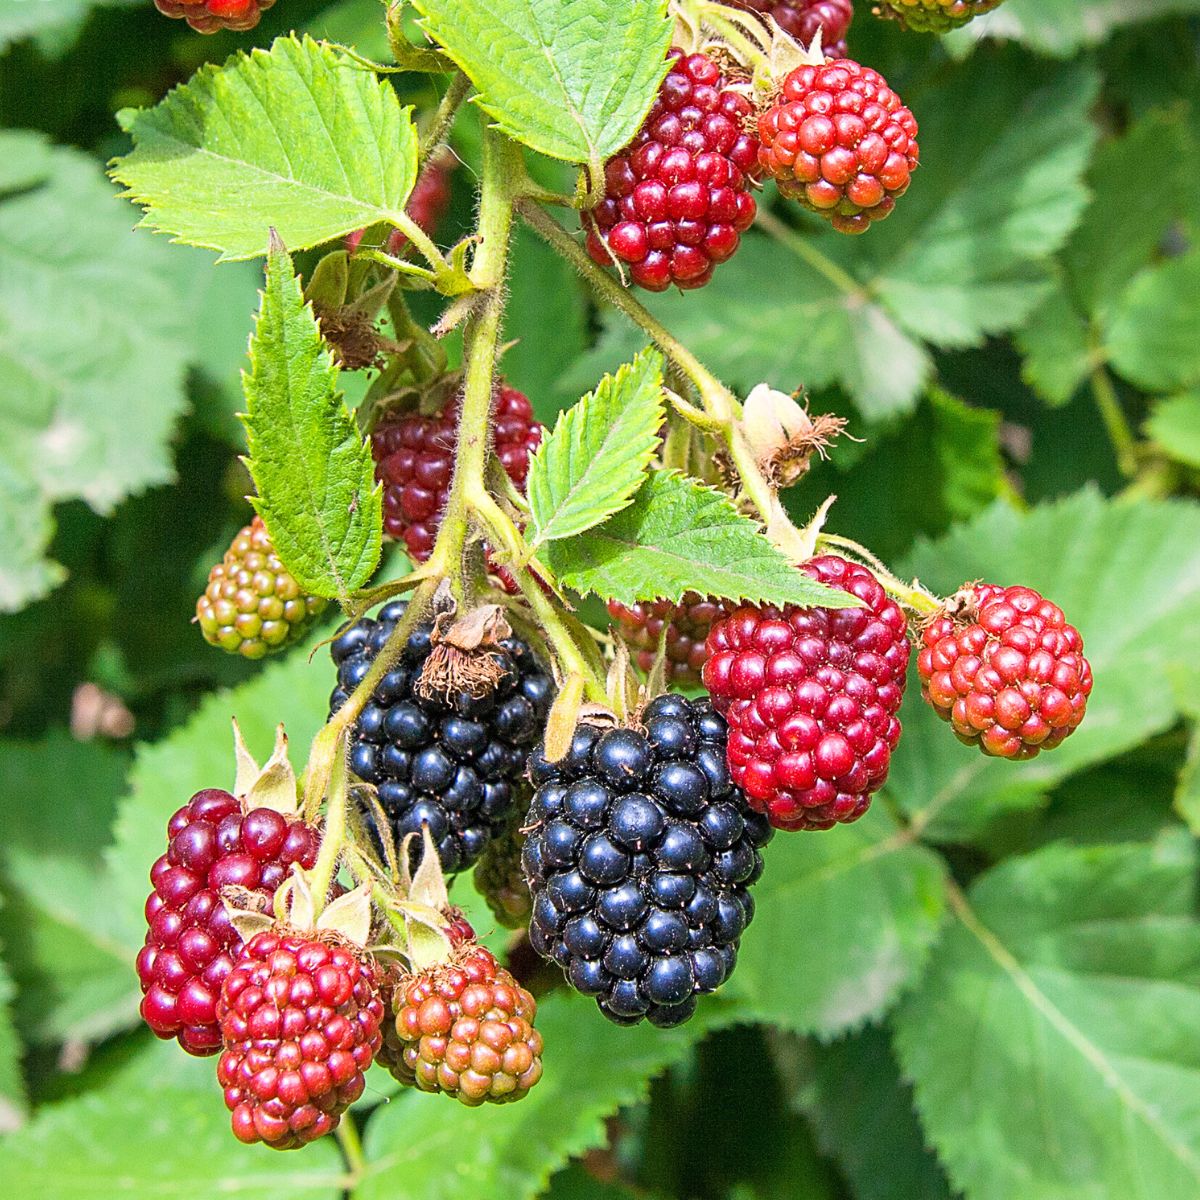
[817,532,942,615]
[516,199,779,525]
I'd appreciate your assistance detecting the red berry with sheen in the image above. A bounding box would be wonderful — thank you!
[917,584,1092,759]
[137,790,321,1056]
[152,0,271,33]
[217,929,384,1149]
[372,385,542,561]
[758,58,919,234]
[607,594,725,687]
[703,556,910,831]
[585,49,759,292]
[733,0,854,56]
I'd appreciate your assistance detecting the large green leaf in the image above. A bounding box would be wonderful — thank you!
[413,0,672,166]
[0,937,23,1131]
[0,0,137,51]
[894,836,1200,1200]
[527,349,663,547]
[1146,391,1200,471]
[885,491,1200,841]
[1,1037,344,1197]
[541,471,857,608]
[357,990,727,1200]
[0,734,137,1048]
[573,55,1096,420]
[727,810,946,1038]
[111,36,418,262]
[243,239,382,601]
[0,131,194,613]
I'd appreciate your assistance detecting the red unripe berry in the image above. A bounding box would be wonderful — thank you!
[217,929,384,1150]
[917,583,1092,759]
[732,0,854,56]
[346,151,455,257]
[758,58,918,234]
[703,556,910,830]
[586,49,759,291]
[137,790,321,1056]
[152,0,273,33]
[607,594,726,687]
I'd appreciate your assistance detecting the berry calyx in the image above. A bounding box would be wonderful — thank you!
[217,928,384,1149]
[733,0,854,57]
[372,385,542,565]
[152,0,272,33]
[606,595,724,687]
[703,556,910,830]
[381,943,543,1105]
[137,789,321,1056]
[757,57,919,234]
[329,601,554,873]
[917,583,1092,759]
[585,49,759,292]
[524,695,772,1027]
[197,516,327,660]
[874,0,1003,33]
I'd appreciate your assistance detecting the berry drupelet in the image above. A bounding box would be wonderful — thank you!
[585,49,759,292]
[329,602,554,873]
[196,516,327,660]
[733,0,854,56]
[153,0,272,33]
[757,57,919,234]
[703,556,910,831]
[874,0,1003,33]
[217,929,384,1149]
[372,385,542,562]
[524,695,772,1028]
[917,583,1092,759]
[137,789,321,1056]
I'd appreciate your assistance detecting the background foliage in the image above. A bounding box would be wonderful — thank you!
[1,1,1199,1197]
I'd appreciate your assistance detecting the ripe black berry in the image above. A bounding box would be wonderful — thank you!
[329,602,554,873]
[524,696,772,1027]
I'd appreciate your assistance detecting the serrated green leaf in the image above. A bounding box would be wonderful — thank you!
[1105,250,1200,394]
[728,810,946,1038]
[527,349,664,547]
[358,990,727,1200]
[540,472,856,608]
[894,836,1200,1200]
[790,1026,953,1200]
[949,0,1200,57]
[1016,276,1093,406]
[0,130,193,613]
[1146,391,1200,470]
[0,734,137,1047]
[111,35,418,262]
[413,0,672,166]
[242,239,381,601]
[1,1037,344,1197]
[570,54,1096,421]
[886,491,1200,842]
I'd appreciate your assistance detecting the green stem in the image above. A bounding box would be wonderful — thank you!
[1089,362,1138,478]
[516,199,779,524]
[307,736,350,916]
[335,1112,367,1178]
[419,71,470,167]
[817,532,941,614]
[754,208,866,298]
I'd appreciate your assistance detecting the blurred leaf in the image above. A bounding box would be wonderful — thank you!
[541,472,856,608]
[887,491,1200,841]
[1146,391,1200,470]
[728,810,946,1039]
[0,733,137,1047]
[111,35,418,262]
[358,990,726,1200]
[894,835,1200,1200]
[1105,250,1200,393]
[572,55,1096,420]
[789,1025,953,1200]
[0,131,193,613]
[950,0,1200,57]
[1,1036,344,1196]
[0,0,137,51]
[243,238,381,600]
[413,0,671,165]
[539,1163,642,1200]
[106,636,334,947]
[527,349,663,547]
[0,937,23,1131]
[1015,276,1093,406]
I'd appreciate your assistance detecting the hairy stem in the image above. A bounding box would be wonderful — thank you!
[419,71,470,167]
[817,532,941,614]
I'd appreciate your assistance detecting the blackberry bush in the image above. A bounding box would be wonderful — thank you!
[329,601,554,872]
[523,696,772,1027]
